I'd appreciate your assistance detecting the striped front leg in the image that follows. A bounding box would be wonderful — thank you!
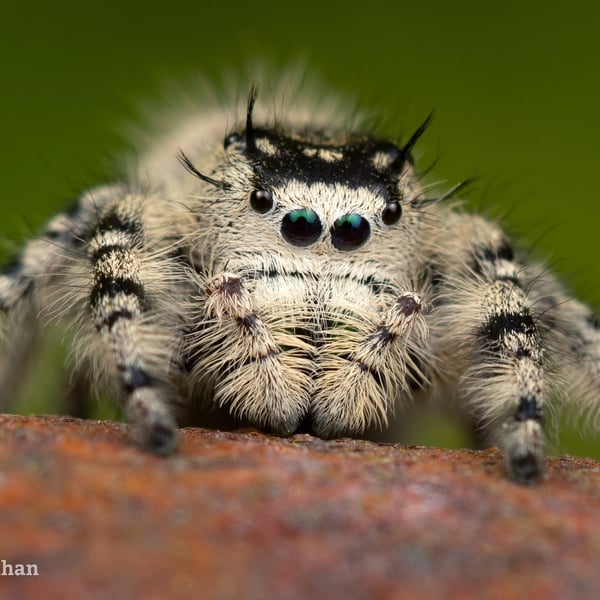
[474,275,545,482]
[434,214,546,483]
[457,240,546,483]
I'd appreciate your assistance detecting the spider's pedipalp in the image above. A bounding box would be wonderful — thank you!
[311,290,428,437]
[188,272,313,435]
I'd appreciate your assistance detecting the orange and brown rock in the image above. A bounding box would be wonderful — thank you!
[0,413,599,599]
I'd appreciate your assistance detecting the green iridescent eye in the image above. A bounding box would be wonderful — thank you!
[281,208,322,246]
[331,213,371,251]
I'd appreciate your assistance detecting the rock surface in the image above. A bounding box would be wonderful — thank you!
[0,414,599,599]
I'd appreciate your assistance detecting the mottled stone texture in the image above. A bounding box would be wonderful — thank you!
[0,414,599,599]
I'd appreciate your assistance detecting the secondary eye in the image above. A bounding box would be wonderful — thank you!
[381,200,402,225]
[331,214,371,251]
[223,132,241,149]
[250,189,274,213]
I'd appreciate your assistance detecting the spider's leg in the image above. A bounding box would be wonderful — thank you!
[79,192,186,454]
[526,266,600,429]
[0,186,121,409]
[433,213,546,483]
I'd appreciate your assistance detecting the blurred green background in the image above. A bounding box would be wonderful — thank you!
[1,0,599,457]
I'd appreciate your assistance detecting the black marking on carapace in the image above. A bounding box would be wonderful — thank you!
[480,312,537,344]
[90,274,146,309]
[233,126,406,199]
[514,395,543,422]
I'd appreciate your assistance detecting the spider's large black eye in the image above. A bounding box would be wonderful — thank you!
[382,201,402,225]
[331,214,371,251]
[281,208,322,247]
[250,189,274,214]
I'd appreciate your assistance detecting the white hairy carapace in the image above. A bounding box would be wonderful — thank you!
[1,75,599,483]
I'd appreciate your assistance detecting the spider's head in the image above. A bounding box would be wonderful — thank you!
[181,90,431,266]
[226,123,414,250]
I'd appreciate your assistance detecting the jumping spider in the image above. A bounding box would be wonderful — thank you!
[1,80,598,484]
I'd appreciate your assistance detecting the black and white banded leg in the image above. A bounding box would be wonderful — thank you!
[435,215,546,483]
[474,279,545,482]
[526,267,600,426]
[0,186,121,409]
[88,196,181,454]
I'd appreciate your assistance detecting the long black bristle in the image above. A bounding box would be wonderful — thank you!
[245,85,259,153]
[177,150,230,189]
[390,110,435,172]
[415,177,478,207]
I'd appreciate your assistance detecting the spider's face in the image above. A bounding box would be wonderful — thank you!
[211,127,426,270]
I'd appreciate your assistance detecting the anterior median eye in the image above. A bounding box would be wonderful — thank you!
[250,189,274,213]
[331,214,371,250]
[281,208,323,246]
